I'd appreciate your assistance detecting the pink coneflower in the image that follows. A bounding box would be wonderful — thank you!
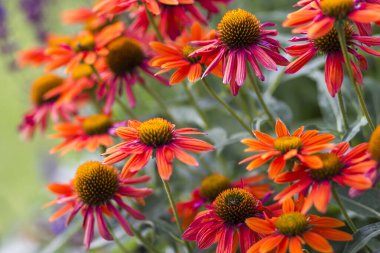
[183,188,270,253]
[103,118,215,180]
[196,0,232,16]
[285,24,380,96]
[191,9,289,95]
[46,161,153,249]
[283,0,380,39]
[274,142,376,213]
[18,74,77,139]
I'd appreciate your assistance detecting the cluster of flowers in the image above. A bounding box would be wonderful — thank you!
[16,0,380,252]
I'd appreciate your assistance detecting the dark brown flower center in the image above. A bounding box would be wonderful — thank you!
[82,114,112,135]
[74,161,119,206]
[31,74,64,105]
[310,153,342,180]
[274,136,302,153]
[199,174,231,201]
[73,34,96,52]
[320,0,355,18]
[182,45,201,63]
[137,118,173,147]
[275,212,309,236]
[313,25,353,54]
[218,9,261,49]
[106,37,145,76]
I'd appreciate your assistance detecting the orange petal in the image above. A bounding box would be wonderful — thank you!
[245,217,276,234]
[275,119,290,137]
[303,231,333,253]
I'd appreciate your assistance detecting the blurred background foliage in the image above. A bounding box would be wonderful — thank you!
[1,0,380,252]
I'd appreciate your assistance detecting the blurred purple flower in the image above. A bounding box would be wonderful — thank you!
[19,0,46,41]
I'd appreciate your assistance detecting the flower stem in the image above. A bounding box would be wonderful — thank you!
[144,3,164,42]
[140,82,175,121]
[201,78,253,136]
[183,84,210,128]
[247,68,276,127]
[130,225,161,253]
[161,178,193,253]
[336,22,375,131]
[338,91,349,131]
[115,96,138,119]
[105,220,130,253]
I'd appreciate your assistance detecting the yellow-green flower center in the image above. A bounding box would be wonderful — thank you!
[106,37,145,76]
[31,74,64,105]
[275,212,309,236]
[182,45,201,63]
[369,125,380,162]
[274,136,302,153]
[310,153,342,180]
[320,0,355,18]
[214,188,260,225]
[137,118,173,147]
[199,174,231,201]
[313,25,353,53]
[74,161,119,206]
[218,9,261,49]
[82,114,112,136]
[73,34,96,52]
[71,64,93,80]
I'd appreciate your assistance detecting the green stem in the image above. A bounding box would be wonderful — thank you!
[105,220,130,253]
[247,68,276,127]
[140,82,175,121]
[338,91,349,131]
[161,179,193,253]
[130,225,161,253]
[201,78,253,136]
[336,22,375,131]
[144,3,164,42]
[183,84,210,128]
[116,96,138,119]
[267,67,286,96]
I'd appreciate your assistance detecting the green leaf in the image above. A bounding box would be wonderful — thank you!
[343,222,380,253]
[339,190,380,219]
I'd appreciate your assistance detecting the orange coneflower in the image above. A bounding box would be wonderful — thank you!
[183,188,277,253]
[283,0,380,39]
[245,198,352,253]
[274,142,376,213]
[103,118,214,180]
[150,22,222,84]
[46,161,153,249]
[61,7,110,33]
[240,119,335,179]
[49,114,115,155]
[18,74,77,139]
[175,173,271,229]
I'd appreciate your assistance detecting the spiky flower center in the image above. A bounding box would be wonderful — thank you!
[199,174,231,201]
[369,126,380,162]
[72,64,93,80]
[31,74,64,105]
[274,136,302,153]
[82,114,112,135]
[106,37,145,76]
[214,188,260,225]
[137,118,173,147]
[218,9,261,49]
[320,0,354,18]
[313,25,353,53]
[275,212,309,236]
[310,153,342,180]
[73,34,96,52]
[74,161,119,206]
[182,45,201,63]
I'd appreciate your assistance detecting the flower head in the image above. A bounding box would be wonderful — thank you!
[240,119,335,179]
[285,24,380,96]
[183,188,266,253]
[176,173,271,228]
[275,142,376,213]
[150,22,222,84]
[246,198,352,253]
[49,114,115,154]
[191,9,288,95]
[369,125,380,162]
[103,118,214,180]
[46,161,153,249]
[283,0,380,38]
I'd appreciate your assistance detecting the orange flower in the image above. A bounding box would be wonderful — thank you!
[150,22,222,84]
[283,0,380,39]
[61,7,110,33]
[103,118,215,180]
[50,114,115,155]
[240,119,335,179]
[175,173,271,229]
[46,161,153,249]
[274,142,376,213]
[245,198,352,253]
